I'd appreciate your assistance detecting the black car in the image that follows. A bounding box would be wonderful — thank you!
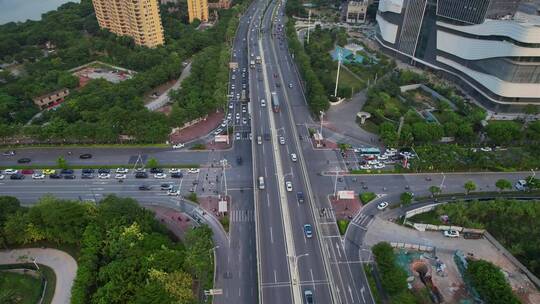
[171,172,183,179]
[264,133,270,141]
[297,192,305,203]
[10,173,25,180]
[49,173,62,179]
[60,169,74,175]
[236,156,243,165]
[98,168,111,174]
[81,173,94,179]
[64,174,76,179]
[150,168,163,174]
[139,185,151,191]
[135,172,148,178]
[17,158,31,163]
[79,153,92,159]
[82,168,95,174]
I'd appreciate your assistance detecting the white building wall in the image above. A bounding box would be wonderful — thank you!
[376,14,399,44]
[378,0,404,14]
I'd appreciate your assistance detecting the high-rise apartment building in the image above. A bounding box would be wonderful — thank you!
[376,0,540,111]
[187,0,209,23]
[92,0,165,48]
[345,1,369,24]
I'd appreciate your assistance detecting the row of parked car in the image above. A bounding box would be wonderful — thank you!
[0,168,201,180]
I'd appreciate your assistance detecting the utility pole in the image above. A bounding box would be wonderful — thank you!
[222,159,228,197]
[334,48,342,97]
[333,167,339,199]
[319,111,325,138]
[306,10,312,44]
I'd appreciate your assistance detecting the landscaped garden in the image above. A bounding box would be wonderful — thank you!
[0,271,43,304]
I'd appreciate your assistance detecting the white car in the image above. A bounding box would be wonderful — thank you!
[214,128,223,135]
[98,173,110,179]
[169,168,181,174]
[167,189,180,196]
[377,202,389,210]
[386,148,397,154]
[115,174,127,179]
[116,168,128,174]
[135,168,146,173]
[279,137,285,145]
[172,143,185,149]
[242,107,247,113]
[221,121,227,128]
[3,169,18,175]
[285,181,293,192]
[367,160,379,165]
[236,133,241,140]
[236,113,240,119]
[227,113,232,120]
[229,103,233,109]
[0,174,4,180]
[373,163,385,169]
[444,230,460,238]
[480,147,492,152]
[291,153,297,162]
[360,165,372,170]
[188,168,200,174]
[261,99,266,107]
[377,154,388,160]
[32,173,45,179]
[154,173,167,179]
[242,118,248,125]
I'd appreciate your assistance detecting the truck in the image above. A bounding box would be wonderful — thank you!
[255,56,261,64]
[241,89,247,102]
[250,60,255,68]
[271,92,280,113]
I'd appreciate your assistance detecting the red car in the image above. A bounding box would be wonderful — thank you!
[21,169,34,175]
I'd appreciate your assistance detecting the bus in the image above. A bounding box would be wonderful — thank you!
[271,92,280,113]
[258,176,265,190]
[357,147,381,156]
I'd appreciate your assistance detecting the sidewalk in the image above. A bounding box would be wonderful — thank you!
[169,111,225,144]
[0,248,78,304]
[146,205,194,240]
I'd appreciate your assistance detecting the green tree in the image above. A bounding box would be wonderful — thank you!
[428,186,441,197]
[400,192,414,206]
[485,121,522,145]
[57,156,68,169]
[372,242,408,295]
[466,260,520,304]
[146,157,159,168]
[495,179,512,192]
[464,180,477,194]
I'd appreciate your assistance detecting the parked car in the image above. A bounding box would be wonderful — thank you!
[444,230,460,238]
[98,168,111,174]
[154,173,167,179]
[377,201,389,210]
[188,168,200,174]
[10,173,25,180]
[21,169,34,175]
[169,168,181,174]
[79,153,92,159]
[116,168,129,174]
[3,169,18,175]
[135,172,148,178]
[303,224,313,238]
[17,158,31,163]
[81,173,94,179]
[32,173,45,179]
[173,143,185,149]
[42,169,56,175]
[115,174,127,179]
[64,174,76,179]
[150,168,163,174]
[0,174,4,180]
[49,173,62,179]
[60,169,74,175]
[98,173,110,179]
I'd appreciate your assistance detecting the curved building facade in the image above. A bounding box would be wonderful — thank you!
[375,0,540,112]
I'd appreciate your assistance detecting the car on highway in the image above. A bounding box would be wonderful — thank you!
[235,132,241,140]
[171,172,183,178]
[116,168,128,174]
[444,230,460,238]
[304,289,314,304]
[242,106,247,113]
[98,173,110,179]
[167,188,180,196]
[285,181,293,192]
[188,168,200,174]
[172,143,185,149]
[10,173,25,180]
[229,103,233,109]
[42,169,56,175]
[115,174,127,179]
[288,83,293,88]
[264,133,270,141]
[236,113,240,120]
[161,183,173,190]
[303,224,313,238]
[2,150,15,156]
[81,173,94,179]
[139,185,152,191]
[49,173,62,179]
[79,153,92,159]
[98,168,111,174]
[377,201,389,210]
[297,192,305,203]
[64,174,76,179]
[150,168,164,174]
[515,179,527,191]
[227,113,232,120]
[135,172,148,178]
[3,169,18,175]
[261,99,266,107]
[279,136,285,145]
[291,153,297,162]
[221,121,227,128]
[242,118,248,125]
[154,173,167,179]
[214,128,223,135]
[17,158,31,163]
[32,173,45,179]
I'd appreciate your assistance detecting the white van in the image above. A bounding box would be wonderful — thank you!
[258,176,265,190]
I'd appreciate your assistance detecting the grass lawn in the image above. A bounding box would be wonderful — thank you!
[332,67,365,93]
[337,219,350,235]
[0,271,43,304]
[360,192,376,204]
[408,210,441,225]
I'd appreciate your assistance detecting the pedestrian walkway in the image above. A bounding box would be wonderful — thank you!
[230,209,254,222]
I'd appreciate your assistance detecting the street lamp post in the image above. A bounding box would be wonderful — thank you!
[289,253,309,284]
[319,110,325,139]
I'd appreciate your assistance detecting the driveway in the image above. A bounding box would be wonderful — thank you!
[0,248,77,304]
[325,91,380,146]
